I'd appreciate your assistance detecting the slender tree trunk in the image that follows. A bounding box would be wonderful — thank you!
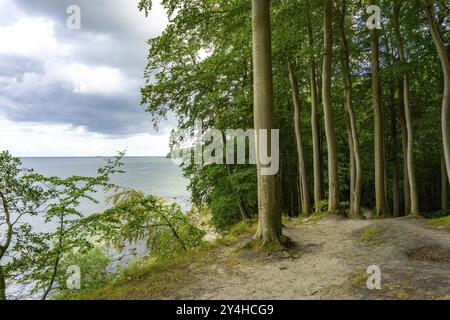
[316,69,326,199]
[347,126,356,212]
[252,0,282,244]
[391,93,400,217]
[442,155,448,211]
[393,0,419,215]
[308,10,323,211]
[369,0,388,216]
[322,0,340,214]
[338,0,362,216]
[424,0,450,183]
[288,62,312,215]
[0,265,5,300]
[0,192,12,300]
[398,87,411,216]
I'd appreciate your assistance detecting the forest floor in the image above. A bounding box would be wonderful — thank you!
[83,215,450,300]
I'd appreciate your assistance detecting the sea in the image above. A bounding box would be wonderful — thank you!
[5,157,190,299]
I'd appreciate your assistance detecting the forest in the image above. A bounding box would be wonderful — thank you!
[139,0,450,242]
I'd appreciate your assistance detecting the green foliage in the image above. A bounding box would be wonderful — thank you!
[55,247,112,297]
[429,216,450,230]
[138,0,152,17]
[221,220,257,243]
[90,189,205,257]
[1,150,124,299]
[188,164,257,231]
[314,200,329,213]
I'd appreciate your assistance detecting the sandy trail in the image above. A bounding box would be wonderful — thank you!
[165,217,450,300]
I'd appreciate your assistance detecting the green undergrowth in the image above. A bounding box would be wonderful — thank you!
[428,216,450,230]
[57,220,258,300]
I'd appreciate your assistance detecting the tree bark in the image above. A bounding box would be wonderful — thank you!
[322,0,340,214]
[393,0,419,215]
[369,0,388,216]
[424,0,450,184]
[307,8,324,211]
[288,62,312,215]
[398,87,411,216]
[0,265,5,300]
[442,155,448,211]
[338,0,362,216]
[347,125,356,212]
[252,0,282,244]
[391,92,400,217]
[0,191,12,300]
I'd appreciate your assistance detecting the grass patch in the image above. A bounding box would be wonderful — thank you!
[309,211,327,221]
[348,268,369,289]
[408,246,449,263]
[58,247,213,300]
[429,216,450,230]
[60,219,259,300]
[383,281,414,300]
[359,226,382,242]
[217,220,257,245]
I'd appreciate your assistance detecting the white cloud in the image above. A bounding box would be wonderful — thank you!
[47,61,136,96]
[0,116,170,157]
[0,17,73,59]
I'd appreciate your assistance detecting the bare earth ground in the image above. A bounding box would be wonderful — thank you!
[158,216,450,300]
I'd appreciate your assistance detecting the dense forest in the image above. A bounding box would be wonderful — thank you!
[138,0,450,243]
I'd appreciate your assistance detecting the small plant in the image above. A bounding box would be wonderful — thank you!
[314,200,328,213]
[359,226,382,242]
[429,216,450,230]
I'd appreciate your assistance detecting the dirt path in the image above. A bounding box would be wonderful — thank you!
[163,217,450,300]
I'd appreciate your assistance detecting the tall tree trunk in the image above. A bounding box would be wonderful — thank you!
[252,0,282,244]
[0,265,5,300]
[424,0,450,183]
[347,126,356,212]
[316,67,326,199]
[322,0,340,214]
[308,8,323,211]
[391,92,400,217]
[442,155,448,211]
[398,87,411,215]
[338,0,362,216]
[369,0,388,216]
[0,192,12,301]
[393,0,419,215]
[288,62,312,215]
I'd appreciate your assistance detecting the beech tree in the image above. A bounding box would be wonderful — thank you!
[251,0,283,245]
[322,0,340,214]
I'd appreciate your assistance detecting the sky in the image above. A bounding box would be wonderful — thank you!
[0,0,173,156]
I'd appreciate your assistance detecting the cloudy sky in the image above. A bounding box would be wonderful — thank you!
[0,0,173,156]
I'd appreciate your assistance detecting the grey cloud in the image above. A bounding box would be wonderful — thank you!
[0,0,171,136]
